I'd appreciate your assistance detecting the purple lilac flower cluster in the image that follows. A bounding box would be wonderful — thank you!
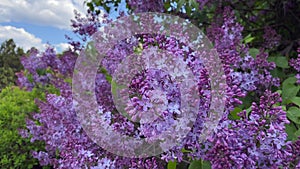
[290,48,300,84]
[17,48,77,90]
[157,7,283,167]
[204,91,292,169]
[67,9,106,51]
[263,26,281,49]
[207,7,279,96]
[18,1,300,169]
[24,80,104,168]
[19,48,167,168]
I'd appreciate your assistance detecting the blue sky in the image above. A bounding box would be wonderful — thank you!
[0,0,87,53]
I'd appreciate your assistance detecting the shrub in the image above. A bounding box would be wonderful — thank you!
[0,86,48,169]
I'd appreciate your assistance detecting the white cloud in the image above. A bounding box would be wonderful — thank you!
[0,0,86,30]
[0,25,46,51]
[0,25,70,52]
[54,43,72,52]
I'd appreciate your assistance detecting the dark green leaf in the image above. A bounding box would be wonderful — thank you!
[249,48,259,57]
[189,160,201,169]
[268,56,290,68]
[285,123,297,141]
[189,160,211,169]
[202,160,211,169]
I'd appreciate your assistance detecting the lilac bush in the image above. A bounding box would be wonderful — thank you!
[17,0,300,168]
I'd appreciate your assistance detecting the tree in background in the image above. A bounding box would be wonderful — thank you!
[0,39,24,90]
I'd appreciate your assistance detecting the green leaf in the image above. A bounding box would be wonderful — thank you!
[282,77,300,104]
[181,148,192,153]
[295,129,300,138]
[283,77,297,86]
[287,107,300,124]
[111,79,118,97]
[249,48,259,57]
[270,68,286,79]
[283,85,300,104]
[202,160,212,169]
[177,0,185,12]
[246,106,252,116]
[189,160,201,169]
[285,123,297,141]
[243,34,255,44]
[229,107,242,120]
[36,68,47,76]
[282,105,287,111]
[189,0,199,8]
[276,90,282,95]
[167,160,177,169]
[290,97,300,107]
[164,2,171,10]
[86,2,94,12]
[285,122,300,141]
[188,160,211,169]
[268,56,290,68]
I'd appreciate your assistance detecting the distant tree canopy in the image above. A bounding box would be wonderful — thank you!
[0,39,24,90]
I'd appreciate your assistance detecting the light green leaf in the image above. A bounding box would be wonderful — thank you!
[243,34,255,44]
[167,160,177,169]
[229,107,242,120]
[290,97,300,107]
[181,148,192,153]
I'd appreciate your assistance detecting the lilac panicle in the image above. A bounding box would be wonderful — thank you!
[203,91,291,169]
[263,26,281,49]
[290,47,300,84]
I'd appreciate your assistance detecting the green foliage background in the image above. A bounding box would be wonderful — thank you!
[0,86,48,169]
